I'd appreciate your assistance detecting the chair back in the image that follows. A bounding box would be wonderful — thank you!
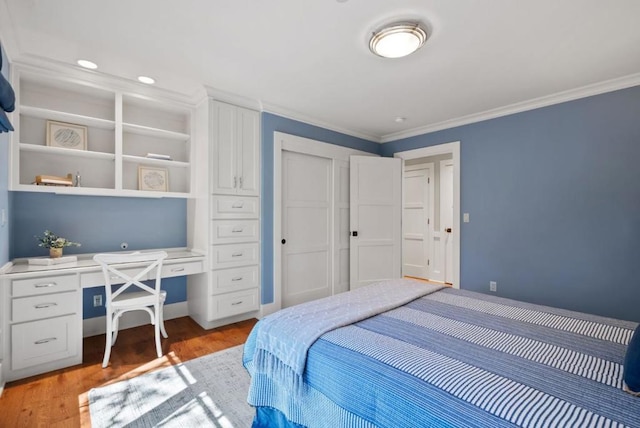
[93,251,168,303]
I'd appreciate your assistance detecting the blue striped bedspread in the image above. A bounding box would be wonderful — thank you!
[244,287,640,428]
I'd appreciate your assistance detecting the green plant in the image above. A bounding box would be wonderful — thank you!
[35,230,81,249]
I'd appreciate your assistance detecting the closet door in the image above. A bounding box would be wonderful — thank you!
[349,156,402,289]
[281,151,332,308]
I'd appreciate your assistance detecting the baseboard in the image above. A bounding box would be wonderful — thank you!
[82,302,189,338]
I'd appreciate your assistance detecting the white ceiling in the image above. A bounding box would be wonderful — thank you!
[1,0,640,142]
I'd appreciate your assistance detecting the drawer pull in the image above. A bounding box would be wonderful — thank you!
[231,277,243,282]
[231,202,244,208]
[35,337,57,345]
[231,301,244,306]
[171,267,185,272]
[231,252,244,258]
[34,282,57,288]
[231,227,244,233]
[34,303,57,309]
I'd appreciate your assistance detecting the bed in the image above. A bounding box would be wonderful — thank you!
[243,279,640,428]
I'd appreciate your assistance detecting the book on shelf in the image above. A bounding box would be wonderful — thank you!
[146,153,172,161]
[34,173,73,186]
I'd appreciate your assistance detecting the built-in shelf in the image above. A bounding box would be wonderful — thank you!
[11,65,196,198]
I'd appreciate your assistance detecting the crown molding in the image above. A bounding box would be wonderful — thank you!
[261,102,381,143]
[205,85,263,111]
[380,72,640,143]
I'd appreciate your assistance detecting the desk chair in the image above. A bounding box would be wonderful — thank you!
[93,251,169,368]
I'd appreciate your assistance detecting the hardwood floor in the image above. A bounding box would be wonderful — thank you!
[0,316,257,427]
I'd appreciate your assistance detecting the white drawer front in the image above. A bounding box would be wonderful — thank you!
[212,266,259,292]
[149,260,205,279]
[12,274,77,297]
[11,314,80,371]
[12,291,78,323]
[211,220,259,244]
[211,243,259,269]
[211,195,259,219]
[80,266,147,288]
[209,289,259,320]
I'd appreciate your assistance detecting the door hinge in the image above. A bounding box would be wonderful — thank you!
[427,218,430,225]
[427,259,430,266]
[428,177,430,184]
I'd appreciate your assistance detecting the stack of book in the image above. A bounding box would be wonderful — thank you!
[35,173,73,186]
[146,153,172,161]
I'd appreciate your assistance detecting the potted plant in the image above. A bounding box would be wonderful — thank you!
[35,230,81,258]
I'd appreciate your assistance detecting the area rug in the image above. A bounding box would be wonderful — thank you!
[89,345,254,427]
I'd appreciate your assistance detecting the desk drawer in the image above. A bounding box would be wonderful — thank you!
[211,195,259,219]
[80,267,147,288]
[211,220,259,244]
[12,274,77,298]
[12,291,78,323]
[211,243,259,269]
[212,266,259,292]
[209,288,259,320]
[150,260,204,279]
[11,314,80,371]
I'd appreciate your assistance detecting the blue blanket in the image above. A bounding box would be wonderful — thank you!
[244,285,640,428]
[244,279,443,395]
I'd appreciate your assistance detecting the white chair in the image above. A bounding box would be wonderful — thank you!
[93,251,169,368]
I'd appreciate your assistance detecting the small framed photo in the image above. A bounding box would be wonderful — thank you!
[138,166,168,192]
[46,120,87,150]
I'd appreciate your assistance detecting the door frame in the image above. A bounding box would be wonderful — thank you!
[394,141,461,289]
[270,132,374,315]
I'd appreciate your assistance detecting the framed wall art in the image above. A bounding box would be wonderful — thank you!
[138,166,168,192]
[46,120,87,150]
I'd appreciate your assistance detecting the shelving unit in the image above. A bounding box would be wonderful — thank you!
[10,65,196,198]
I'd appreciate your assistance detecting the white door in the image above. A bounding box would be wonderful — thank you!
[350,156,402,290]
[334,159,351,294]
[281,151,332,307]
[440,160,454,284]
[402,165,434,279]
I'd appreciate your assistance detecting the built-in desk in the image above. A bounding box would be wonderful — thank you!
[0,248,205,385]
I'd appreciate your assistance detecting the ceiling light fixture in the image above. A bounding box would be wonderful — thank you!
[137,76,155,85]
[77,59,98,69]
[369,22,427,59]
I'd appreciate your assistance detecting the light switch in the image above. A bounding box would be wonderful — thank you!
[463,213,469,223]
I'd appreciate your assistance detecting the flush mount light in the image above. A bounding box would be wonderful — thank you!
[137,76,155,85]
[77,59,98,69]
[369,22,427,58]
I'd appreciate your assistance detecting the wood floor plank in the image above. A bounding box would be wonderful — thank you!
[0,316,257,427]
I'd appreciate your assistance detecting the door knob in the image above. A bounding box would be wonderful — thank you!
[281,239,286,244]
[445,228,452,233]
[351,231,358,237]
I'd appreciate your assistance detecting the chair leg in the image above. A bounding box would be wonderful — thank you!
[102,312,113,368]
[159,305,168,339]
[154,304,162,358]
[112,313,120,345]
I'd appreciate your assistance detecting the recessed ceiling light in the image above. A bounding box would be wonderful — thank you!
[77,59,98,69]
[370,22,428,59]
[137,76,155,85]
[395,116,407,123]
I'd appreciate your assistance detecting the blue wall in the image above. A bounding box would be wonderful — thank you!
[0,45,10,266]
[11,192,188,318]
[260,112,379,303]
[381,86,640,322]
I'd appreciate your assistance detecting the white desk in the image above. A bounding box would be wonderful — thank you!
[0,248,205,384]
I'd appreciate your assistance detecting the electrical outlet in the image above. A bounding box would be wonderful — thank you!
[489,281,497,292]
[93,295,102,307]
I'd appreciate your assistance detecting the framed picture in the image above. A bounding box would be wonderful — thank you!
[138,166,168,192]
[46,120,87,150]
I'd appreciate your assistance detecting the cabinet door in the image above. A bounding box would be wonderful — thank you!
[211,101,238,194]
[236,107,260,196]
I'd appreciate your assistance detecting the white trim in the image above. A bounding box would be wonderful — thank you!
[273,132,375,312]
[382,73,640,143]
[82,301,188,338]
[206,85,263,111]
[264,103,380,143]
[0,262,12,274]
[395,141,461,289]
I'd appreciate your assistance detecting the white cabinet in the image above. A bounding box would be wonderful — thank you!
[1,272,81,382]
[10,65,195,198]
[187,100,261,329]
[210,101,259,196]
